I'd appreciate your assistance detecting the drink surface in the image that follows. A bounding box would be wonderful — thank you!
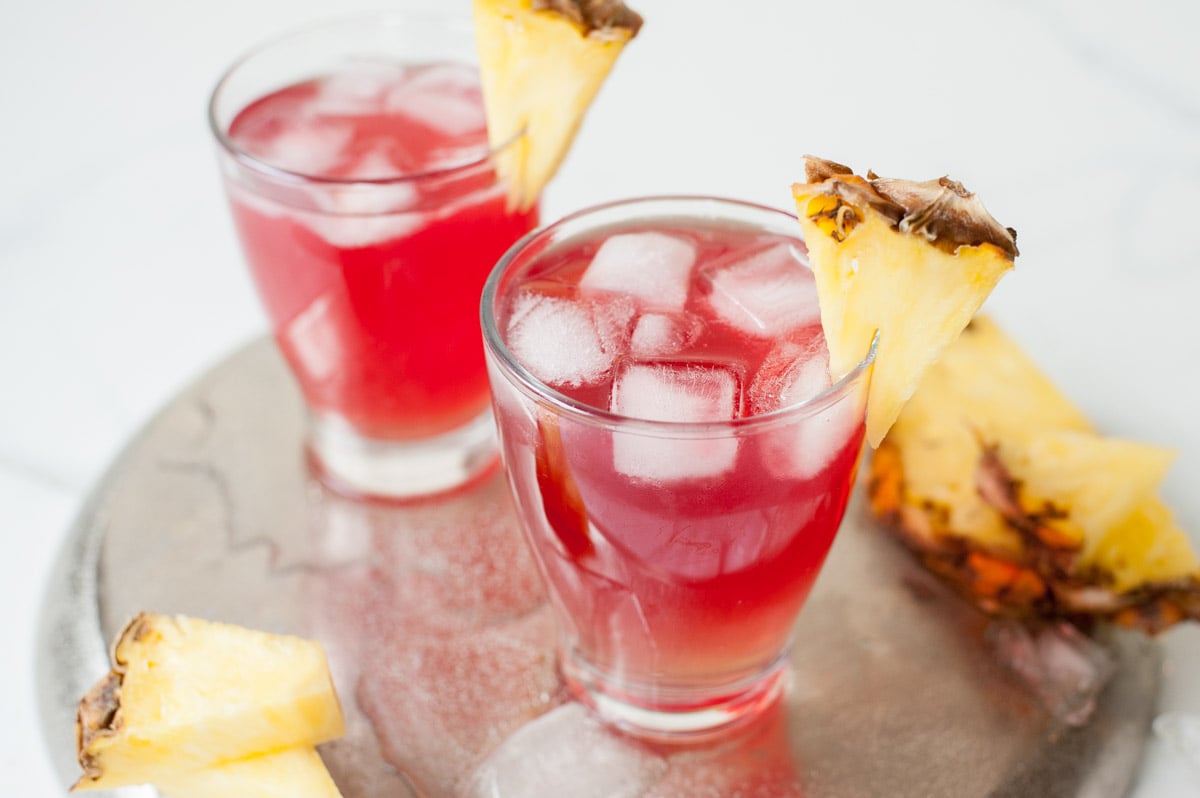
[225,62,539,439]
[492,218,866,689]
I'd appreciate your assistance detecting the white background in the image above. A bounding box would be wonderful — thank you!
[3,0,1199,793]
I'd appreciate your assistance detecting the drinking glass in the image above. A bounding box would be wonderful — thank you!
[482,196,875,737]
[209,10,539,499]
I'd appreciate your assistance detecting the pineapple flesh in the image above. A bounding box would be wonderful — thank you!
[473,0,642,210]
[74,613,345,792]
[870,316,1200,633]
[156,747,342,798]
[793,157,1018,447]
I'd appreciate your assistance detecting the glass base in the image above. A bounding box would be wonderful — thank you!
[307,408,499,500]
[559,647,789,741]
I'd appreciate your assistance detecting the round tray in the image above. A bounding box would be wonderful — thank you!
[37,339,1160,797]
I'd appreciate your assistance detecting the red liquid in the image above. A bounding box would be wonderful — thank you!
[490,220,867,695]
[225,63,538,439]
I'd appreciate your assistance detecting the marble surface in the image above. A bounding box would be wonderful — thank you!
[4,0,1199,794]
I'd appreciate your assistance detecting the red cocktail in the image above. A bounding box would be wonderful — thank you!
[482,197,874,736]
[210,15,538,497]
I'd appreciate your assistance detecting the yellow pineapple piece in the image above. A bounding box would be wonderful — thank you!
[884,316,1090,557]
[997,430,1175,556]
[793,157,1018,447]
[74,613,345,791]
[869,316,1200,632]
[473,0,642,209]
[157,747,342,798]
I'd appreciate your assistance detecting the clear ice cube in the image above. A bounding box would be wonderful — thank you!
[629,312,701,358]
[359,608,561,795]
[1154,712,1200,771]
[281,293,345,384]
[384,65,486,137]
[463,703,668,798]
[704,242,820,337]
[281,147,426,248]
[310,63,402,116]
[506,291,626,388]
[752,340,860,479]
[253,122,355,176]
[987,620,1115,727]
[580,233,697,311]
[610,360,741,481]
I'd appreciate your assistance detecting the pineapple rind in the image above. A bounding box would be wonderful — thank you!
[795,206,1012,448]
[155,747,343,798]
[74,614,344,791]
[473,0,634,210]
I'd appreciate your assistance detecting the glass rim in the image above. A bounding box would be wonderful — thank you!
[206,10,521,187]
[481,195,879,436]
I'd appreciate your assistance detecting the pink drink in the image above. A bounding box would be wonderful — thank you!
[483,199,873,733]
[221,62,538,442]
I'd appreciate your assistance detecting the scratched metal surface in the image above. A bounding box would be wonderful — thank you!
[38,338,1160,797]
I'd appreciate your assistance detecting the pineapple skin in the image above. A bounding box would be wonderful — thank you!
[74,613,345,791]
[792,158,1017,448]
[869,317,1200,633]
[472,0,640,210]
[156,747,343,798]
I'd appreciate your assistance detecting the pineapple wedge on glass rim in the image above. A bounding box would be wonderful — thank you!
[473,0,642,210]
[869,316,1200,633]
[74,613,345,792]
[792,156,1018,448]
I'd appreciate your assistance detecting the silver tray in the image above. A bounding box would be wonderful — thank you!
[37,339,1160,797]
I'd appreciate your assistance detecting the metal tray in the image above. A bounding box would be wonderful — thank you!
[37,339,1160,797]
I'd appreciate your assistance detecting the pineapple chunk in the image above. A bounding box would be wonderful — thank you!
[997,430,1176,556]
[870,315,1200,632]
[793,157,1018,447]
[473,0,642,209]
[156,747,342,798]
[886,316,1090,556]
[74,613,344,791]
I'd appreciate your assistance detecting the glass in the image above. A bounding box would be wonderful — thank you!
[482,196,876,737]
[209,10,539,499]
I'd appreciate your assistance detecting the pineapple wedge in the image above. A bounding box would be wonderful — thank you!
[473,0,642,210]
[870,316,1200,632]
[74,613,344,791]
[793,157,1018,447]
[156,747,342,798]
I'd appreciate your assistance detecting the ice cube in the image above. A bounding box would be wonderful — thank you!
[384,63,486,137]
[986,620,1115,727]
[280,293,345,384]
[704,242,820,337]
[463,703,668,798]
[753,341,862,479]
[342,148,404,180]
[629,312,701,358]
[1154,712,1200,771]
[310,62,402,116]
[298,153,425,247]
[301,205,424,249]
[580,233,697,311]
[591,294,638,359]
[610,361,741,481]
[402,61,482,94]
[252,122,355,176]
[307,149,418,211]
[359,610,561,795]
[748,337,832,415]
[506,292,615,388]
